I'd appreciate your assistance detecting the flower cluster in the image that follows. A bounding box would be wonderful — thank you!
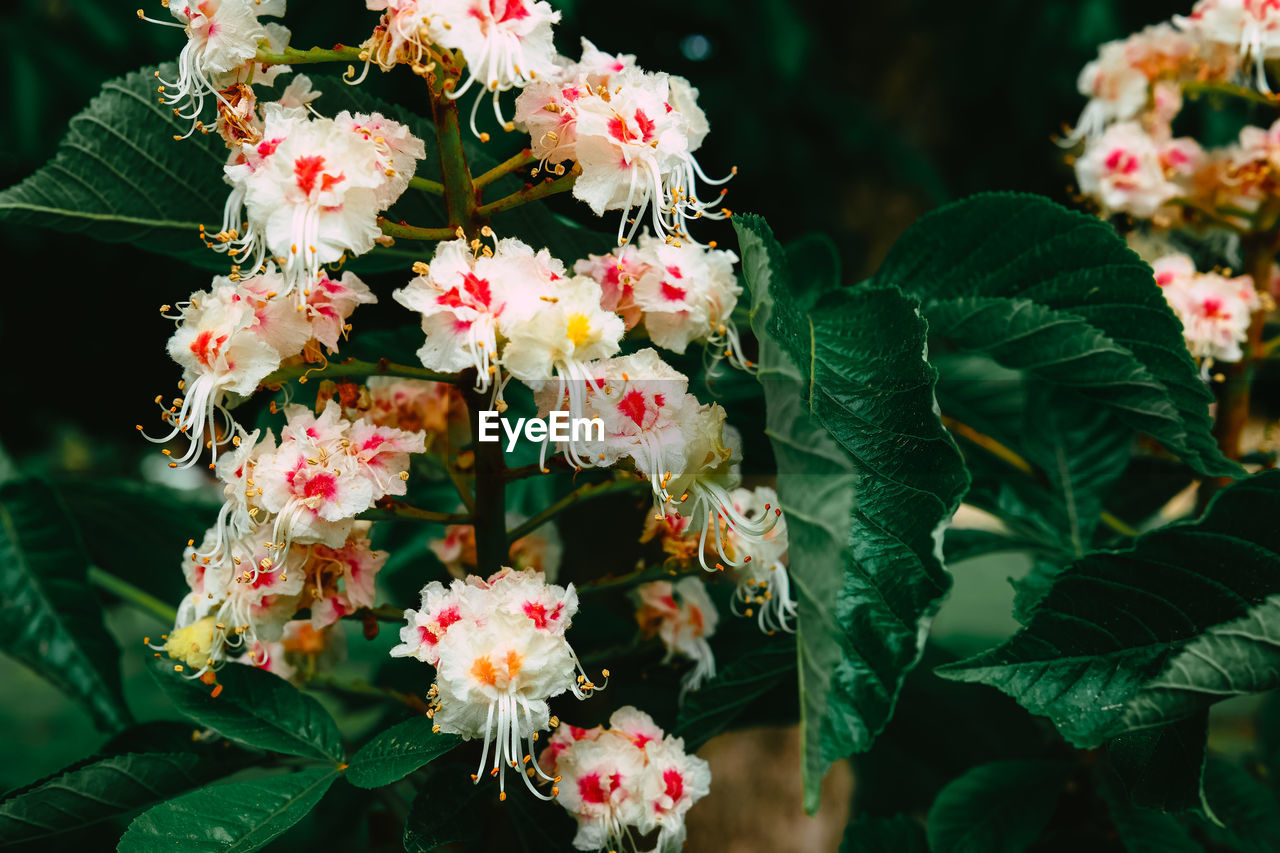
[635,578,718,700]
[391,568,604,799]
[515,39,731,243]
[159,402,421,677]
[1152,252,1262,362]
[143,268,374,469]
[541,706,710,853]
[212,102,425,295]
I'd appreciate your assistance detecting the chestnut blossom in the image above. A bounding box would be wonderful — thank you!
[1074,121,1185,217]
[390,568,605,800]
[573,244,649,329]
[254,401,425,566]
[635,578,718,700]
[366,376,466,437]
[145,278,301,470]
[159,528,305,678]
[300,531,388,628]
[1177,0,1280,92]
[1154,253,1261,362]
[431,517,562,580]
[535,348,781,568]
[631,233,747,367]
[513,41,732,244]
[212,105,424,297]
[241,619,345,681]
[140,0,288,137]
[548,706,711,853]
[723,487,796,634]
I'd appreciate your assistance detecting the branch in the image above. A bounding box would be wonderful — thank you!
[254,45,363,66]
[261,358,456,387]
[1183,79,1280,108]
[579,564,699,598]
[507,477,648,542]
[476,167,580,218]
[88,567,177,624]
[378,218,457,242]
[408,176,446,195]
[941,416,1033,475]
[361,499,472,525]
[474,149,535,188]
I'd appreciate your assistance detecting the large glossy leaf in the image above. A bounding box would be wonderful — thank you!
[1096,767,1201,853]
[150,661,344,762]
[872,193,1238,479]
[0,478,129,731]
[1105,711,1210,813]
[402,765,488,852]
[925,760,1073,853]
[0,752,227,846]
[839,814,928,853]
[55,477,220,603]
[346,716,460,789]
[675,635,796,751]
[0,65,610,274]
[939,471,1280,748]
[1198,758,1280,852]
[117,767,339,853]
[736,214,969,812]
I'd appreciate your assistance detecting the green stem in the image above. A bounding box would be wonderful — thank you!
[360,500,471,525]
[408,176,446,195]
[462,384,508,574]
[304,673,427,713]
[476,168,580,218]
[508,478,648,542]
[254,45,364,66]
[261,357,456,387]
[1098,511,1140,538]
[1183,79,1280,108]
[88,567,177,624]
[378,218,457,242]
[473,149,535,188]
[428,82,479,232]
[446,464,477,515]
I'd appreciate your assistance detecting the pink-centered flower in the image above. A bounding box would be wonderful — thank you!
[636,578,718,700]
[390,568,605,801]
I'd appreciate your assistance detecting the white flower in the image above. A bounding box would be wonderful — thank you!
[1074,121,1182,218]
[573,244,650,329]
[253,401,425,565]
[392,568,604,801]
[141,0,288,137]
[635,577,718,700]
[1177,0,1280,92]
[1155,254,1261,362]
[391,234,570,396]
[212,106,424,297]
[724,487,797,634]
[631,232,747,367]
[513,42,732,244]
[161,527,305,678]
[549,705,711,853]
[144,280,289,469]
[301,532,388,628]
[431,0,562,136]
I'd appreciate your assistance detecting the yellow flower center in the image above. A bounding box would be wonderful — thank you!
[566,313,592,348]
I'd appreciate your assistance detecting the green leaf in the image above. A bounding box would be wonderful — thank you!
[736,214,969,812]
[926,760,1073,853]
[55,477,220,603]
[939,470,1280,748]
[346,716,460,789]
[840,814,928,853]
[873,193,1239,479]
[507,779,577,853]
[0,65,610,273]
[1198,758,1280,853]
[149,661,344,762]
[675,635,796,751]
[0,752,228,846]
[117,767,339,853]
[943,529,1053,565]
[1096,766,1202,853]
[1106,712,1210,813]
[0,478,130,731]
[402,765,488,852]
